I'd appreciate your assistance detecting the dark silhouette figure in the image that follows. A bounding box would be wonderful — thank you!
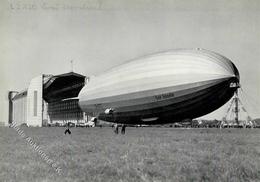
[65,122,71,135]
[121,125,126,135]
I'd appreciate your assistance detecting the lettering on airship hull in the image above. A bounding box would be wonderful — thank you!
[155,92,175,100]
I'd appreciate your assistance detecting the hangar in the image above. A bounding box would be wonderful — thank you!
[8,72,89,127]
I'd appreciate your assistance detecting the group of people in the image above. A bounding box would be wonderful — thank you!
[114,124,126,135]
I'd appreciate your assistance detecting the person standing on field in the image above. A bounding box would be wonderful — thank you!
[114,124,119,134]
[64,122,71,135]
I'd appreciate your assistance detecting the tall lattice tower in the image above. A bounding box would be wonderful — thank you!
[221,86,253,128]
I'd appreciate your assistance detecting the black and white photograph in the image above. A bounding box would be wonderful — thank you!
[0,0,260,181]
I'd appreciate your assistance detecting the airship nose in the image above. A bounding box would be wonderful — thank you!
[232,61,239,78]
[231,62,240,84]
[227,61,240,89]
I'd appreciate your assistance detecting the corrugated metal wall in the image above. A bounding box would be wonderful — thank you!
[48,99,84,125]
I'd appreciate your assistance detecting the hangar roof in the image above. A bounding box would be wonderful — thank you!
[43,72,86,102]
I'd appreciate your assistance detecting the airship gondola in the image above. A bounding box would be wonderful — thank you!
[79,49,239,124]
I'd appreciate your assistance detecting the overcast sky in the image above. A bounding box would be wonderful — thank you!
[1,0,260,123]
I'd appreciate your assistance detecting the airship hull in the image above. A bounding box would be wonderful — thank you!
[79,49,239,124]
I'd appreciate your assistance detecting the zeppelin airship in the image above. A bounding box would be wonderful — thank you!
[78,48,240,125]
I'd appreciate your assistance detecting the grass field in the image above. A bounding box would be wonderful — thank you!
[0,127,260,182]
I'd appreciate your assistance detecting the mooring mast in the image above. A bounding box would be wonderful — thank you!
[222,83,253,128]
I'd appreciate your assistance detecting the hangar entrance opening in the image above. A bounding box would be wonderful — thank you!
[43,72,87,126]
